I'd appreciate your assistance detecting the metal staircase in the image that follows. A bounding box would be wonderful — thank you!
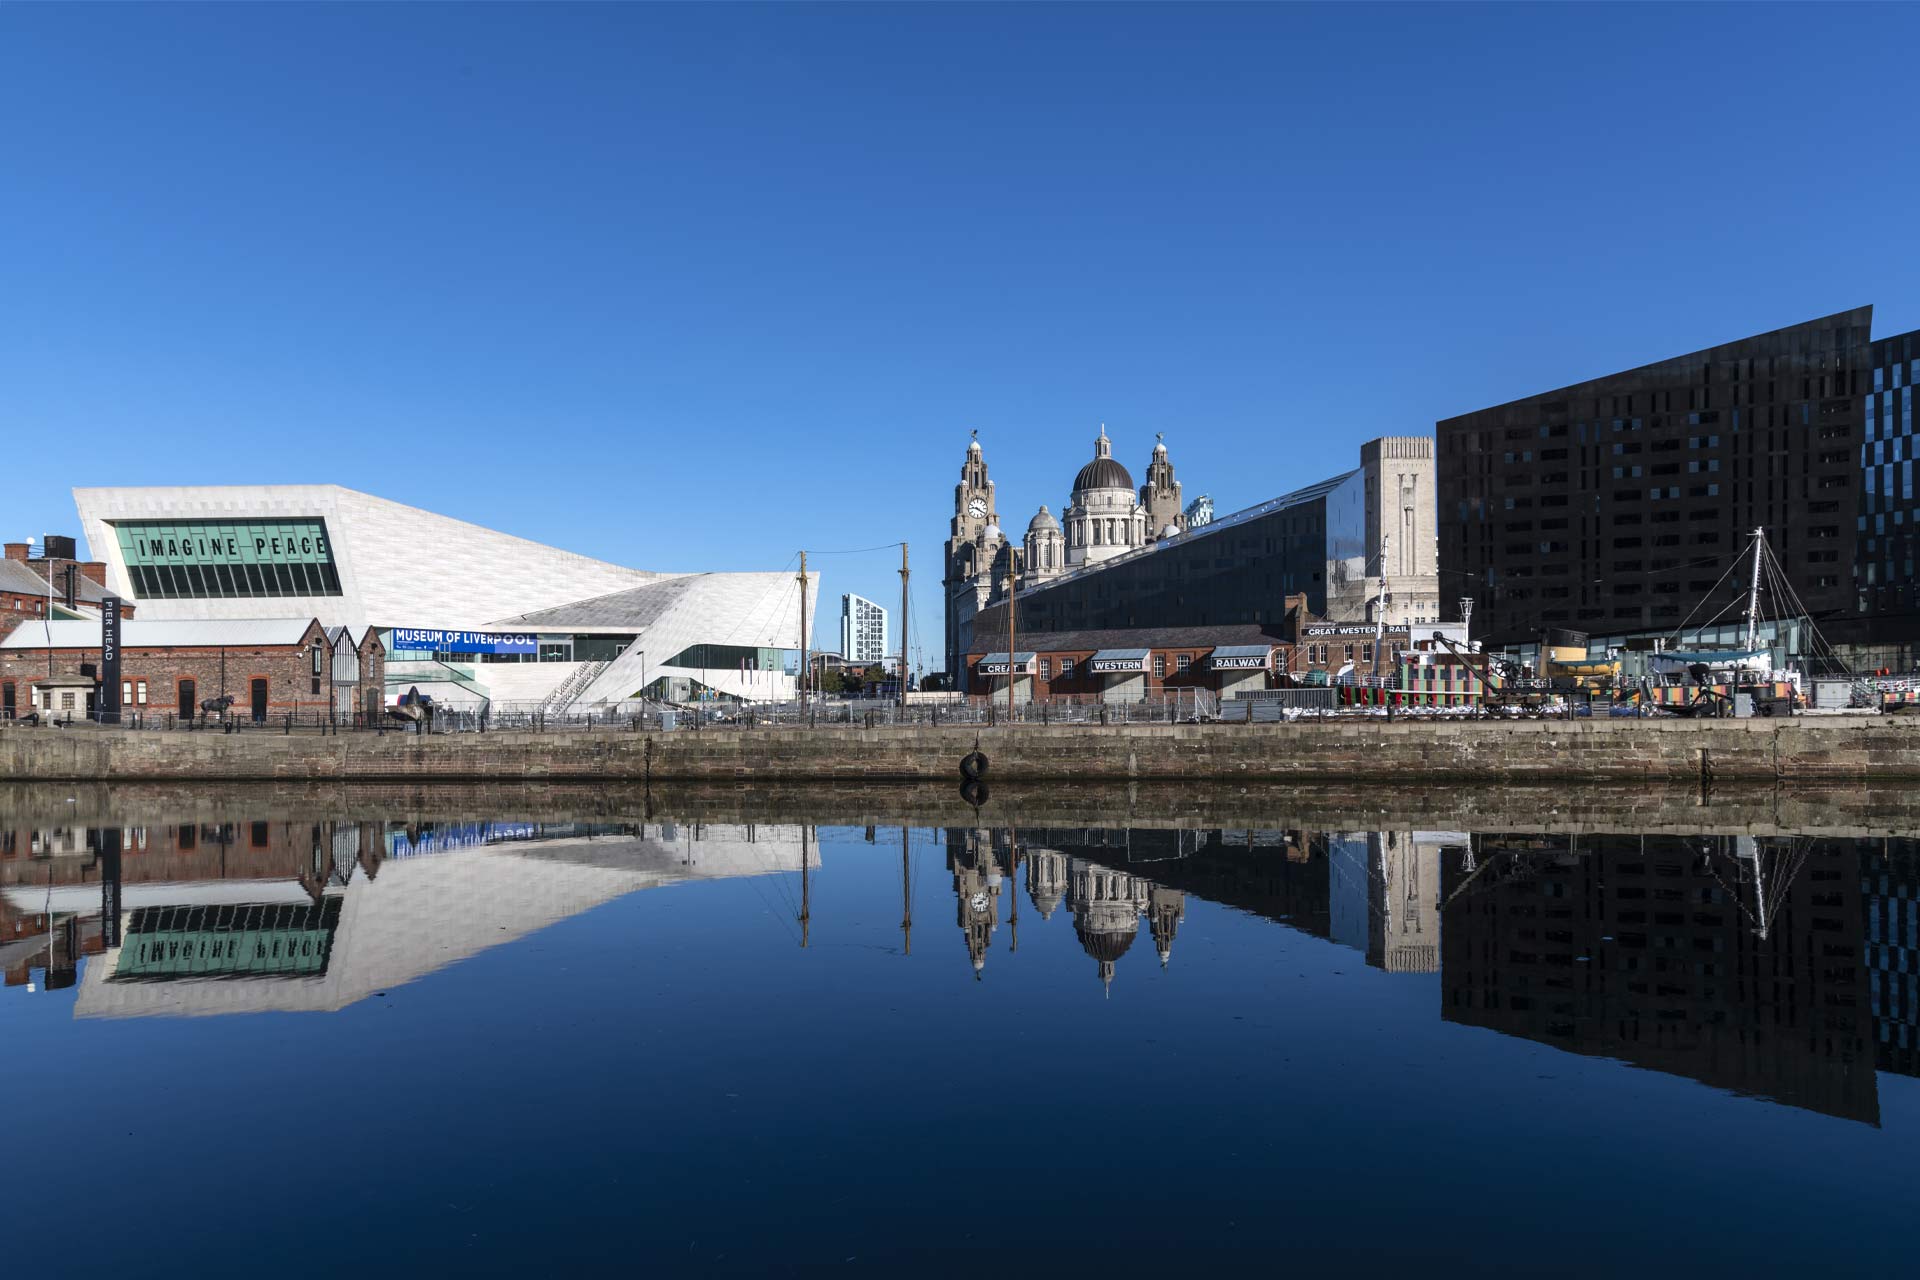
[541,661,609,716]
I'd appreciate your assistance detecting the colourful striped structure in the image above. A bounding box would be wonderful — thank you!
[1641,680,1797,710]
[1394,660,1487,705]
[1331,661,1490,707]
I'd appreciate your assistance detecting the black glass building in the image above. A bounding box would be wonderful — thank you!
[1861,332,1920,624]
[1435,307,1920,652]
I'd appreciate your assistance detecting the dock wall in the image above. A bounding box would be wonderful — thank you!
[3,717,1918,784]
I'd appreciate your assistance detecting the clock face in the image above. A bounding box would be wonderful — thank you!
[967,497,987,520]
[969,891,990,913]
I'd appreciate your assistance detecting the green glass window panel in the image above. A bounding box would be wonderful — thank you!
[112,519,341,599]
[111,900,341,981]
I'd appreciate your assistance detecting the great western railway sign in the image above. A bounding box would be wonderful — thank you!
[1300,624,1380,637]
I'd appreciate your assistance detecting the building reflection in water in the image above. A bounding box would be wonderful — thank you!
[5,811,1915,1125]
[936,822,1913,1124]
[1440,834,1879,1124]
[1860,840,1918,1079]
[0,818,814,1017]
[945,826,1186,992]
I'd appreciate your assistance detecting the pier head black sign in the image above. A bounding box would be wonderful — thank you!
[99,595,123,724]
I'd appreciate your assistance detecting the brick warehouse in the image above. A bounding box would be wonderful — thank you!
[0,538,134,644]
[0,618,384,723]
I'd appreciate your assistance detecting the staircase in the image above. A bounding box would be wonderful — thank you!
[541,660,609,716]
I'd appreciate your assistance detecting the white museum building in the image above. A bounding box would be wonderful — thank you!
[71,484,816,709]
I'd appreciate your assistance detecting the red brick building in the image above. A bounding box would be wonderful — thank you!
[0,617,384,723]
[0,540,133,644]
[969,622,1296,703]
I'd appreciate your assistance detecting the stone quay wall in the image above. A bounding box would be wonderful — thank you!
[2,717,1918,784]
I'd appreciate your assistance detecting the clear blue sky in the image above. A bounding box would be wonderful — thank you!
[6,4,1919,670]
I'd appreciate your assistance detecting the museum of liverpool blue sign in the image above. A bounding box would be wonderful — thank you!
[389,628,538,655]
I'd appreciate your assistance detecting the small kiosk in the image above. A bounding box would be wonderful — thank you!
[1088,648,1151,703]
[1207,644,1272,699]
[976,651,1037,704]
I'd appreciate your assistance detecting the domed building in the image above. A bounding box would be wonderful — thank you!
[1068,857,1153,993]
[1064,427,1148,568]
[1023,506,1065,584]
[1025,847,1070,918]
[942,426,1191,686]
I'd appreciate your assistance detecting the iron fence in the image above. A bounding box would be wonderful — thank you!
[3,676,1911,736]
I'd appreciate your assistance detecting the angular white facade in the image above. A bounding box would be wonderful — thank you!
[73,484,659,634]
[70,484,818,706]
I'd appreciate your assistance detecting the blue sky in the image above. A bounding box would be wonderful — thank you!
[6,3,1918,670]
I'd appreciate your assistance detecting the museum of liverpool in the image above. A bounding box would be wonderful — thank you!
[70,485,814,710]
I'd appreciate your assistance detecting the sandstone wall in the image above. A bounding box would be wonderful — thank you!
[3,717,1919,785]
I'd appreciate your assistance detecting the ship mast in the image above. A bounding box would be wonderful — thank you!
[1742,527,1765,653]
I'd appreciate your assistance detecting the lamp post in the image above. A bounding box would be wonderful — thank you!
[1003,566,1018,722]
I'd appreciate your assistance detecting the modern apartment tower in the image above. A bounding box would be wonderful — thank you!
[839,593,888,665]
[1436,307,1920,654]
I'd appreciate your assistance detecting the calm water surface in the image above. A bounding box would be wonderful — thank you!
[4,801,1917,1273]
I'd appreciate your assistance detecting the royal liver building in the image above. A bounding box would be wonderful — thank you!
[943,426,1187,685]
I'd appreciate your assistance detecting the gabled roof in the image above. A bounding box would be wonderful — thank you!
[0,559,117,604]
[0,618,321,650]
[0,560,50,596]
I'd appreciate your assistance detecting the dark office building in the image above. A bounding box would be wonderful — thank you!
[1441,834,1879,1123]
[1437,307,1891,651]
[1861,333,1920,625]
[1862,840,1920,1079]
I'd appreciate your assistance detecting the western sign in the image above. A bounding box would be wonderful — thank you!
[1089,657,1147,673]
[1301,624,1379,637]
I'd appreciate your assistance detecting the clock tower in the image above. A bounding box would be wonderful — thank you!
[945,431,999,689]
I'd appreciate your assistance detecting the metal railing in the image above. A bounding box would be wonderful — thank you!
[11,669,1920,736]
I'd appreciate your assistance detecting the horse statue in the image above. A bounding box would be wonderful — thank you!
[386,686,436,733]
[199,694,236,719]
